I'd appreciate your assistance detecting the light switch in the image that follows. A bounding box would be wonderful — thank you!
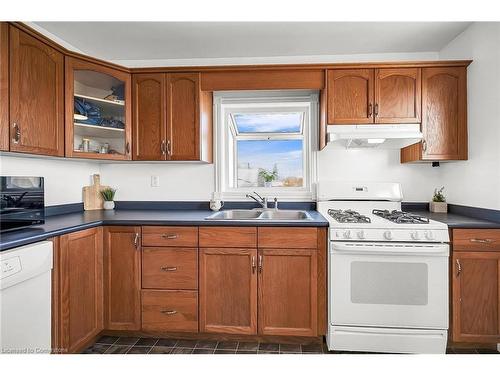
[151,175,160,188]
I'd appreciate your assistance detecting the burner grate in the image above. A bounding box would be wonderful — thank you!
[328,209,371,223]
[372,209,430,224]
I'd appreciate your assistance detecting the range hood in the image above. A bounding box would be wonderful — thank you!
[327,124,423,149]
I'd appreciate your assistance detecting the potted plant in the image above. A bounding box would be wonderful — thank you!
[430,186,447,213]
[259,169,278,188]
[100,187,116,210]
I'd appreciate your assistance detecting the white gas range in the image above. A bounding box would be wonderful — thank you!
[317,182,450,354]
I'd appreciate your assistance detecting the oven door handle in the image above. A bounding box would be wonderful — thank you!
[331,243,449,256]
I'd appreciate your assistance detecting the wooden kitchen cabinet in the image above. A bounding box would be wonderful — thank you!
[327,67,421,125]
[452,251,500,343]
[258,249,318,336]
[327,69,374,124]
[374,68,421,123]
[132,73,166,160]
[0,23,8,151]
[199,248,258,334]
[401,66,468,162]
[55,227,103,353]
[65,56,132,160]
[131,72,213,162]
[9,26,64,156]
[103,226,141,331]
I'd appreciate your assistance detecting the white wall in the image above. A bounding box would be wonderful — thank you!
[438,23,500,210]
[0,154,100,206]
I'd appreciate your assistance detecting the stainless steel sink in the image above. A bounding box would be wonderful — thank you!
[258,210,312,220]
[205,210,263,220]
[205,209,312,221]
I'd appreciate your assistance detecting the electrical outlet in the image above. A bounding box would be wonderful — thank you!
[151,175,160,188]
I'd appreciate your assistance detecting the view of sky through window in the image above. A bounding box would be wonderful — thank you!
[233,113,303,133]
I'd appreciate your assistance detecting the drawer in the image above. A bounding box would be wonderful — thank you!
[142,290,198,332]
[142,226,198,247]
[453,229,500,251]
[258,227,318,249]
[199,227,257,248]
[142,247,198,290]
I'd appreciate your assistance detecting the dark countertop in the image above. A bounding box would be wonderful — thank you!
[0,209,329,252]
[406,210,500,229]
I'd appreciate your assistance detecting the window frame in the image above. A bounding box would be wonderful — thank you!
[214,90,318,201]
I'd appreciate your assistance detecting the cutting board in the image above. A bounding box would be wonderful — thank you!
[83,174,109,211]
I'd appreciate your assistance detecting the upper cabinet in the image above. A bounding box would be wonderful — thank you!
[374,68,421,123]
[0,23,8,151]
[327,69,374,124]
[65,57,132,160]
[9,26,65,156]
[401,66,467,162]
[327,67,421,125]
[132,72,213,162]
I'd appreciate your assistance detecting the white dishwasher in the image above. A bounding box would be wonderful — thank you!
[1,241,53,354]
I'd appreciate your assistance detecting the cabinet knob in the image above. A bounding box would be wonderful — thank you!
[166,140,171,156]
[258,255,263,273]
[161,140,167,155]
[422,139,427,152]
[125,142,130,154]
[456,259,462,277]
[368,103,373,117]
[133,233,140,248]
[374,103,379,116]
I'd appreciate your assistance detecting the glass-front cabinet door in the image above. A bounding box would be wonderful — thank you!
[65,57,132,160]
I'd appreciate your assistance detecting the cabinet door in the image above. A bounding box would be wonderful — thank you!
[374,68,421,123]
[9,26,64,156]
[166,72,200,160]
[65,57,132,160]
[58,227,103,353]
[199,248,257,334]
[0,23,8,151]
[258,249,317,336]
[103,226,141,331]
[327,69,374,124]
[452,251,500,343]
[132,73,166,160]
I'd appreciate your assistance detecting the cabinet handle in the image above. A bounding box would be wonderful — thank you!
[160,266,177,272]
[470,238,493,244]
[125,142,130,154]
[258,255,263,273]
[456,259,462,277]
[367,103,373,117]
[160,310,177,315]
[251,256,256,274]
[162,234,178,240]
[133,233,140,248]
[12,123,20,144]
[166,140,171,156]
[422,139,427,152]
[374,103,379,117]
[161,140,166,155]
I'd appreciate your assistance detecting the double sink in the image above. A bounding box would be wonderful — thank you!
[205,209,312,221]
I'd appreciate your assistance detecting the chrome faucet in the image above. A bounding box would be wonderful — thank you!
[246,192,268,209]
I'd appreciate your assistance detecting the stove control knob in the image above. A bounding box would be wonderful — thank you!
[357,230,365,239]
[343,230,352,239]
[383,231,393,240]
[411,231,420,240]
[425,231,434,240]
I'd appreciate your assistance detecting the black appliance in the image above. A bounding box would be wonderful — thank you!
[1,176,45,232]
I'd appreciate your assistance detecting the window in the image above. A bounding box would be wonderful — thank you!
[215,91,318,200]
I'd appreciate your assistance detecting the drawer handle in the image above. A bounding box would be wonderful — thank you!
[162,234,178,240]
[160,310,177,315]
[160,266,177,272]
[470,238,493,244]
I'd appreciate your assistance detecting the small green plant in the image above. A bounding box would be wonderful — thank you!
[432,187,446,202]
[259,169,278,183]
[100,188,116,201]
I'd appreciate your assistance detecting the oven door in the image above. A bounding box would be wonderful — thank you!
[330,241,449,329]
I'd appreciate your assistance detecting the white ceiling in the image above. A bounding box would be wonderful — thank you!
[34,22,471,62]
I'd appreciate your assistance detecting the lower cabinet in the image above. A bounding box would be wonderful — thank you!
[54,227,103,353]
[103,226,142,331]
[199,248,258,334]
[258,249,318,337]
[451,229,500,343]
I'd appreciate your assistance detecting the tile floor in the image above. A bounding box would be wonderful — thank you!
[82,336,499,354]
